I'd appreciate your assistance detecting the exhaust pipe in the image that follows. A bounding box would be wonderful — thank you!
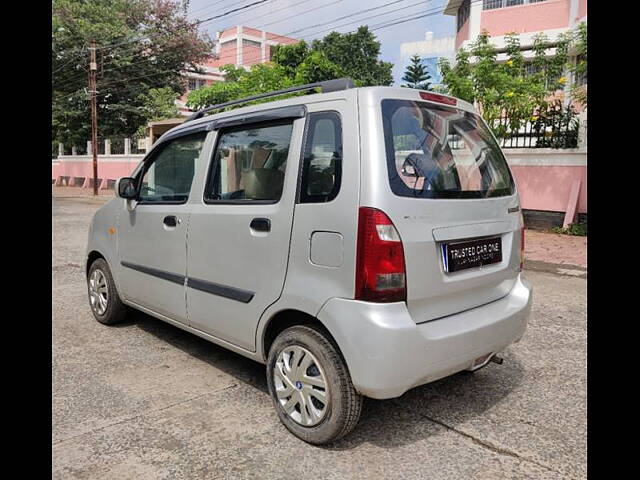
[467,353,504,372]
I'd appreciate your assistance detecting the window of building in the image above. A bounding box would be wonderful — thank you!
[457,0,470,31]
[523,62,561,89]
[524,62,539,77]
[138,132,207,203]
[483,0,546,9]
[483,0,504,9]
[242,39,262,48]
[205,122,294,203]
[220,39,236,48]
[188,78,206,91]
[299,112,342,203]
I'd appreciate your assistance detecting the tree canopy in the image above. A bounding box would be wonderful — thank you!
[52,0,212,146]
[187,26,393,111]
[307,26,394,87]
[439,23,587,118]
[401,54,431,90]
[438,30,575,138]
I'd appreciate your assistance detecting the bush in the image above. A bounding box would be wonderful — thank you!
[553,221,587,236]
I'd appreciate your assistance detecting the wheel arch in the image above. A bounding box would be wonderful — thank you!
[85,249,124,299]
[86,250,106,277]
[260,308,342,363]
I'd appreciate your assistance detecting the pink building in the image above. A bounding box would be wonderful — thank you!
[443,0,587,228]
[446,0,587,50]
[176,26,298,115]
[446,0,587,103]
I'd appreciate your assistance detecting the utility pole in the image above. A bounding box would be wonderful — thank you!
[89,40,98,196]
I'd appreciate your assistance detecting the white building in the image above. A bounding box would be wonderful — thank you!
[399,31,456,88]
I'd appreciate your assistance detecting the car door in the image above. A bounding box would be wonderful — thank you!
[117,130,208,323]
[186,114,304,351]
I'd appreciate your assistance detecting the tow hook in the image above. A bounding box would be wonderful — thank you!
[490,354,504,365]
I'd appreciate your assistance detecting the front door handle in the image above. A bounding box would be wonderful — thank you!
[163,215,179,227]
[250,218,271,232]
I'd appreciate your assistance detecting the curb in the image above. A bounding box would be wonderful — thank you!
[524,259,586,278]
[52,195,112,204]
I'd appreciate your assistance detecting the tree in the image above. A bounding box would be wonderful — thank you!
[569,22,587,108]
[188,26,393,111]
[52,0,212,146]
[402,54,431,90]
[308,26,393,86]
[186,63,296,110]
[439,31,566,139]
[135,87,179,136]
[293,50,344,84]
[270,41,310,78]
[269,26,393,87]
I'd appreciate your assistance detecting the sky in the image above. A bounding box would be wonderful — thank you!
[185,0,456,84]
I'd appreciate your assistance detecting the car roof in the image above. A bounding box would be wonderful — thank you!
[159,86,476,143]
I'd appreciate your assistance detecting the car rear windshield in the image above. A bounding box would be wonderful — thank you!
[381,99,515,199]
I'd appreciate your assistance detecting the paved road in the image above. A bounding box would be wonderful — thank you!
[52,197,586,479]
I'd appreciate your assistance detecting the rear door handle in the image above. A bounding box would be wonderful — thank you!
[163,215,180,227]
[250,218,271,232]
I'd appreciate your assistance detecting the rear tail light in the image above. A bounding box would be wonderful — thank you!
[519,227,525,271]
[355,207,407,302]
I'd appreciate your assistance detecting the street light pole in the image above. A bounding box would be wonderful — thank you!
[89,40,98,196]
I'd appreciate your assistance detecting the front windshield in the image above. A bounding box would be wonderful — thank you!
[381,99,515,199]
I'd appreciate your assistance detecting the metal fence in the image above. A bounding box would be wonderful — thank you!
[492,103,580,149]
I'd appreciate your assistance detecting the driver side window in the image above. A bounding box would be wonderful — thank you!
[139,132,207,203]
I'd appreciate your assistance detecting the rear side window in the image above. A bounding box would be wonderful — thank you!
[138,132,207,203]
[381,99,515,199]
[299,112,342,203]
[205,122,294,203]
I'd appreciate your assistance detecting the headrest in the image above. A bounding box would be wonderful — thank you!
[244,168,284,200]
[306,164,335,196]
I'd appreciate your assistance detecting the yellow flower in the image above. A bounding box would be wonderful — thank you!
[558,77,567,84]
[505,91,514,97]
[506,60,513,66]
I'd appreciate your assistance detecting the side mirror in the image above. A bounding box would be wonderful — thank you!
[116,177,137,199]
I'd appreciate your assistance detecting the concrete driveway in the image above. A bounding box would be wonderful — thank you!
[52,196,586,479]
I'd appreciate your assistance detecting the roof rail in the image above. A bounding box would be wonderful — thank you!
[185,77,355,123]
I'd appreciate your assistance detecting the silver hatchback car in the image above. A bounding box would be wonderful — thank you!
[86,79,532,444]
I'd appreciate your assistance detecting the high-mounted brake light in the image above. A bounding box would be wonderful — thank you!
[355,207,407,303]
[419,91,457,106]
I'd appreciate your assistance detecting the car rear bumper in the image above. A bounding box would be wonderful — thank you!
[316,274,532,399]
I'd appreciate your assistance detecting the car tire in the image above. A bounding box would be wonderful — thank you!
[266,324,362,445]
[87,258,129,325]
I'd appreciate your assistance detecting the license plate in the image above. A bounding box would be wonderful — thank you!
[442,236,502,273]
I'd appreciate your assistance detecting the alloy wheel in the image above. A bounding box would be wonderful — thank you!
[89,269,108,315]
